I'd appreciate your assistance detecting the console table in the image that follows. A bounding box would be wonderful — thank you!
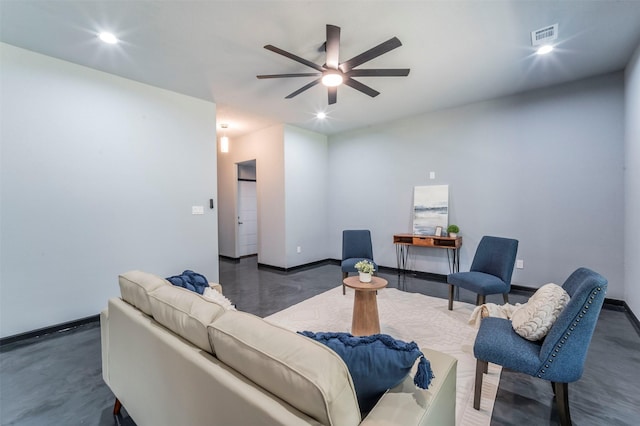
[393,234,462,275]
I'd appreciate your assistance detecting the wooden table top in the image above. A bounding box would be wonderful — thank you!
[342,276,388,291]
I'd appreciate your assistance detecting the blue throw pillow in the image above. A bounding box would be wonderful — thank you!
[298,331,434,414]
[166,270,209,294]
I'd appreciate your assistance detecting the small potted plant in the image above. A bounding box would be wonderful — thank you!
[447,224,460,238]
[355,260,375,283]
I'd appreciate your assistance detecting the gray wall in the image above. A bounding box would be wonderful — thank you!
[284,125,330,267]
[0,44,219,338]
[328,73,625,298]
[625,44,640,314]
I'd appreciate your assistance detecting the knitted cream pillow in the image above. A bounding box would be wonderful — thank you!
[202,287,236,310]
[511,283,570,341]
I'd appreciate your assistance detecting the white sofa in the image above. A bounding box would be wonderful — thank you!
[101,270,457,426]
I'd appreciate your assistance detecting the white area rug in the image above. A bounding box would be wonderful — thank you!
[265,286,501,426]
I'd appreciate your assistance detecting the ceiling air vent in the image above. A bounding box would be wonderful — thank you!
[531,24,558,46]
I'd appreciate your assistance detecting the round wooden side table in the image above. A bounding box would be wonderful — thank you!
[342,276,388,336]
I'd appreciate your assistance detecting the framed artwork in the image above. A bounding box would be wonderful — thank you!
[412,185,449,235]
[435,226,443,236]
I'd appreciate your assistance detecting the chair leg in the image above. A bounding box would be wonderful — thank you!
[474,359,487,410]
[503,293,509,304]
[476,294,486,306]
[113,397,122,416]
[553,382,572,426]
[342,272,348,295]
[448,284,454,310]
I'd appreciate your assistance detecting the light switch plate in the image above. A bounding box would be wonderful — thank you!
[516,259,524,269]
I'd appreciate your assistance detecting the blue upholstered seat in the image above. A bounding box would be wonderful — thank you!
[447,235,518,310]
[341,230,377,295]
[473,267,608,426]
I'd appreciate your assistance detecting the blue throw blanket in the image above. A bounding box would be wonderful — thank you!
[166,270,209,295]
[298,331,434,414]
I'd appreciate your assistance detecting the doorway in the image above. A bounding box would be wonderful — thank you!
[237,160,257,257]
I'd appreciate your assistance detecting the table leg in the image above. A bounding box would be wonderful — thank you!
[398,273,406,291]
[351,290,380,336]
[395,244,409,275]
[448,248,460,300]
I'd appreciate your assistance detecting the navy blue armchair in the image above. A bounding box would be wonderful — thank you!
[341,230,377,295]
[473,267,607,425]
[447,235,518,310]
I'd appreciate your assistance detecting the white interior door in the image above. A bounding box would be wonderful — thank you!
[237,180,257,257]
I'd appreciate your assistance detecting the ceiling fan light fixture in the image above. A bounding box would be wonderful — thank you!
[321,71,343,87]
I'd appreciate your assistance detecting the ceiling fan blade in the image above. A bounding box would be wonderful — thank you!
[344,78,380,98]
[347,68,410,77]
[285,78,321,99]
[264,45,324,72]
[339,37,402,72]
[328,86,337,105]
[257,73,321,79]
[325,25,341,70]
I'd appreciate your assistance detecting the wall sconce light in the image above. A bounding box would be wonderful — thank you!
[220,136,229,153]
[220,124,229,153]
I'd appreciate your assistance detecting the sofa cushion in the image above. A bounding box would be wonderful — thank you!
[209,311,361,426]
[149,285,226,353]
[299,331,433,414]
[118,270,169,315]
[511,283,570,341]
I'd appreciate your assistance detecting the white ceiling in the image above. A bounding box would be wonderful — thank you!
[2,1,640,138]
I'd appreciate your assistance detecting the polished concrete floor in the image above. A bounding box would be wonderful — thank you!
[1,257,639,425]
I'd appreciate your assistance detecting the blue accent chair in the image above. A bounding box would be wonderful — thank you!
[473,267,607,426]
[341,230,377,295]
[447,235,518,310]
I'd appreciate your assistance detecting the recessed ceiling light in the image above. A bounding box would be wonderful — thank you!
[98,32,118,44]
[316,112,327,119]
[536,44,554,55]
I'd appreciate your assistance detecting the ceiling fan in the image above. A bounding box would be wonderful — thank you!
[257,24,410,105]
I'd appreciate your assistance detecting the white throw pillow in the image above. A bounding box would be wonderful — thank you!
[203,287,236,310]
[511,283,570,341]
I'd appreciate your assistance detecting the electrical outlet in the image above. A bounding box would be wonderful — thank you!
[429,171,436,179]
[296,246,302,253]
[516,259,524,269]
[192,206,204,215]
